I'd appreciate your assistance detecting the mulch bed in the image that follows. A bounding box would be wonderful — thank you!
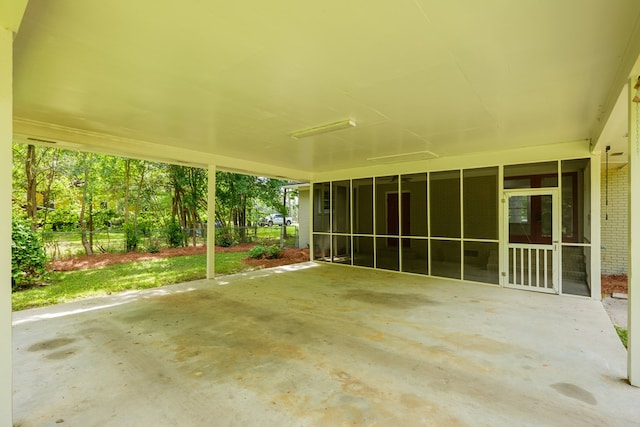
[601,274,628,295]
[243,247,310,269]
[49,243,309,272]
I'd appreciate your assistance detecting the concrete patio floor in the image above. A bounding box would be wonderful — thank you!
[12,263,639,426]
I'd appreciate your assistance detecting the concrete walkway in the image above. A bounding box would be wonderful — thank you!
[13,263,639,426]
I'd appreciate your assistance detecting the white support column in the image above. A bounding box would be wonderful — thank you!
[1,25,13,427]
[206,165,216,279]
[498,166,505,287]
[309,183,314,260]
[629,76,640,387]
[590,154,602,299]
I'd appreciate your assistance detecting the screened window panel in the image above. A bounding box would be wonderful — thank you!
[402,238,428,275]
[402,173,428,237]
[352,178,373,235]
[463,167,498,240]
[332,180,351,234]
[430,170,461,238]
[562,245,590,296]
[313,234,330,261]
[332,235,351,264]
[561,159,589,243]
[376,237,399,271]
[353,236,374,268]
[375,176,399,236]
[431,240,461,279]
[463,241,499,284]
[313,182,330,232]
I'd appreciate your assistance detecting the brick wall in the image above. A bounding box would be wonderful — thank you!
[600,164,628,274]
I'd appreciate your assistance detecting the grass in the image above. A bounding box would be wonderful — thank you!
[12,252,249,311]
[614,325,628,348]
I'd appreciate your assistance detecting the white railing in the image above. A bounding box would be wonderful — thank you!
[507,243,555,292]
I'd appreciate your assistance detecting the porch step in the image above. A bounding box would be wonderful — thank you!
[562,270,587,280]
[562,246,588,287]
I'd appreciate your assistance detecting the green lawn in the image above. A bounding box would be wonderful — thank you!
[12,252,249,311]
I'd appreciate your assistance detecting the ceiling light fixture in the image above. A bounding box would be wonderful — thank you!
[367,150,438,162]
[290,119,356,139]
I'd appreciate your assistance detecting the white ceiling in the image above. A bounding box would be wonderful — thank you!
[10,0,640,179]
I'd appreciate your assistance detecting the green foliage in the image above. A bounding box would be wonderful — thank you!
[614,325,628,348]
[248,245,281,259]
[11,219,48,289]
[11,144,296,255]
[47,206,78,232]
[215,227,236,247]
[147,239,161,253]
[123,222,139,252]
[92,207,118,229]
[137,218,153,237]
[165,219,184,248]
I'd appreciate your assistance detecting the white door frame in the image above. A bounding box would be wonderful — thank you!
[503,188,560,294]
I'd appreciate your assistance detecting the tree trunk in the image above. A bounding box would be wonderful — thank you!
[124,159,130,223]
[79,189,93,255]
[239,195,246,242]
[89,197,94,250]
[133,161,146,232]
[79,155,93,255]
[41,149,58,230]
[25,144,38,229]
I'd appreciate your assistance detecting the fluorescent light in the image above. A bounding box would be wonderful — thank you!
[367,150,438,162]
[290,119,356,139]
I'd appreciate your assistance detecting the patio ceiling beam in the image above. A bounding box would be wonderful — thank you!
[12,118,312,182]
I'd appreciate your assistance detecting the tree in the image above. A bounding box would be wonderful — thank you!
[168,165,207,246]
[25,144,37,228]
[75,152,95,255]
[15,144,61,230]
[11,143,296,257]
[215,172,286,243]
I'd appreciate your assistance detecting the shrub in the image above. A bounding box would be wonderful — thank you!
[147,239,161,254]
[215,228,235,247]
[165,219,184,248]
[11,219,48,289]
[248,245,281,259]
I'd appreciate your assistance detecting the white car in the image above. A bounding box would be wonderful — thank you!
[266,213,292,226]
